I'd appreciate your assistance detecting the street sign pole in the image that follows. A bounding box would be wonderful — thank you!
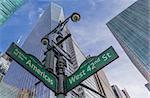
[56,33,66,98]
[40,12,80,98]
[56,56,66,98]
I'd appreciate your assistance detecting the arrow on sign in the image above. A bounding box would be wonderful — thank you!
[6,43,58,93]
[65,46,119,93]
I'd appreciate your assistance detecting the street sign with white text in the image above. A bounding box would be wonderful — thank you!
[66,46,119,92]
[6,43,57,93]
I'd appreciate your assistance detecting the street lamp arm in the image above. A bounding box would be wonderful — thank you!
[43,12,80,37]
[41,12,80,46]
[41,17,70,46]
[45,15,71,36]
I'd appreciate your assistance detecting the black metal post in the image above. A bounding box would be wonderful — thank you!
[56,33,66,98]
[40,12,80,98]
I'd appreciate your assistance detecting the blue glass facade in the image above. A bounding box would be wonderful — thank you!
[0,81,19,98]
[107,0,150,82]
[0,0,25,25]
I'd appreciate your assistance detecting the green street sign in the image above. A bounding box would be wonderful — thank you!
[6,43,57,93]
[66,46,119,92]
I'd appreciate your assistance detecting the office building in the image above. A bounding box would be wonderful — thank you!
[16,89,33,98]
[0,0,25,25]
[0,81,19,98]
[122,89,130,98]
[112,85,130,98]
[107,0,150,82]
[94,70,117,98]
[3,2,119,98]
[0,53,12,82]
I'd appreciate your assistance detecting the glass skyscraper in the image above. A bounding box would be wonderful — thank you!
[0,81,19,98]
[3,3,102,98]
[0,0,25,25]
[107,0,150,82]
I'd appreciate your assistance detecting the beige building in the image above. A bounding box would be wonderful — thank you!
[17,89,33,98]
[122,89,130,98]
[112,85,130,98]
[94,70,117,98]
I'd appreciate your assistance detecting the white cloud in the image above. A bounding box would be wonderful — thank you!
[16,36,22,44]
[20,0,39,25]
[38,8,45,18]
[28,11,36,24]
[88,0,105,6]
[87,0,105,10]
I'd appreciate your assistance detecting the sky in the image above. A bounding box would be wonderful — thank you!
[0,0,150,98]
